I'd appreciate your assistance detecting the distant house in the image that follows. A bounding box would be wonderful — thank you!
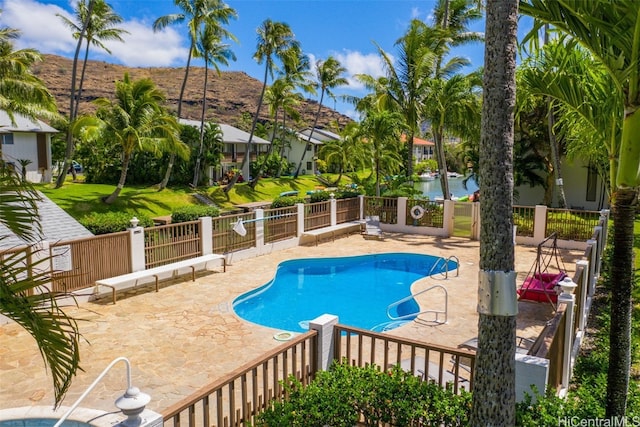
[0,110,57,183]
[289,128,340,175]
[179,119,271,182]
[515,157,608,211]
[411,136,435,163]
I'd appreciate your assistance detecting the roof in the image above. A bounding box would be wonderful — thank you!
[401,134,434,146]
[0,110,58,133]
[179,119,271,145]
[297,127,340,145]
[0,192,94,250]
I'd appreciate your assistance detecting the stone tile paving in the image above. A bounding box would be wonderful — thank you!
[0,233,584,415]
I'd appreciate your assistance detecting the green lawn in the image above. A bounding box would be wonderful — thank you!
[36,174,349,221]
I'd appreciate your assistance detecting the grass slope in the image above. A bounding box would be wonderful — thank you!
[37,175,344,220]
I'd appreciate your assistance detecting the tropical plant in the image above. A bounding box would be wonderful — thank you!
[0,19,57,129]
[319,121,367,185]
[519,0,640,417]
[359,108,406,196]
[470,0,519,426]
[75,73,189,204]
[191,22,235,187]
[0,164,81,407]
[293,56,348,178]
[17,158,31,182]
[55,0,127,187]
[231,19,299,190]
[369,20,436,179]
[153,0,237,190]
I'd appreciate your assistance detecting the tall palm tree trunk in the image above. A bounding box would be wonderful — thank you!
[159,44,195,190]
[433,127,451,199]
[250,108,279,189]
[56,0,95,188]
[225,62,269,193]
[276,114,288,178]
[294,90,324,178]
[606,187,635,417]
[547,101,567,207]
[192,61,209,187]
[104,151,132,204]
[471,0,518,425]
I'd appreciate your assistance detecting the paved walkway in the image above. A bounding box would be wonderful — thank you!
[0,233,584,415]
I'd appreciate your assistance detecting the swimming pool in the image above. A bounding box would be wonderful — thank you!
[232,252,456,332]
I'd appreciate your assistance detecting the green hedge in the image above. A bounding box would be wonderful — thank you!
[253,360,471,427]
[80,212,154,235]
[270,196,306,208]
[171,205,220,223]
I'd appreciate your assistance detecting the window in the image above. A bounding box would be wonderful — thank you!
[586,164,597,202]
[2,134,14,145]
[306,161,312,170]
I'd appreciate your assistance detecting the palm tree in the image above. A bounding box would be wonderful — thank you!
[359,108,406,196]
[470,0,518,425]
[0,166,81,408]
[76,73,188,204]
[319,121,367,185]
[58,0,127,113]
[260,77,302,180]
[154,0,237,190]
[421,71,482,197]
[293,56,348,178]
[56,0,127,185]
[373,20,439,179]
[0,25,57,128]
[191,23,235,187]
[520,1,637,416]
[227,19,298,190]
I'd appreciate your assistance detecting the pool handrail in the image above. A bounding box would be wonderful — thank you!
[386,284,448,324]
[427,256,459,279]
[53,357,147,427]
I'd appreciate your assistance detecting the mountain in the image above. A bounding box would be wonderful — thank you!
[32,54,352,130]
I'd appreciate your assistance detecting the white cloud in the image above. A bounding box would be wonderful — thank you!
[2,0,76,53]
[332,50,388,90]
[102,20,188,67]
[1,0,188,67]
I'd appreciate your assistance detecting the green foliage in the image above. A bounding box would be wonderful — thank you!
[171,205,220,223]
[309,191,331,202]
[270,196,306,208]
[253,360,471,427]
[80,211,154,235]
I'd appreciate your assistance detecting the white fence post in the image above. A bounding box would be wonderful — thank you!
[297,203,305,236]
[586,239,598,297]
[398,197,408,227]
[575,260,590,332]
[443,200,455,237]
[558,280,577,397]
[130,222,146,272]
[515,354,550,403]
[200,216,212,255]
[359,195,365,220]
[533,205,548,244]
[330,197,337,226]
[255,209,265,249]
[309,314,339,371]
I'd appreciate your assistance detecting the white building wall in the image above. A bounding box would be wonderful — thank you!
[2,132,52,182]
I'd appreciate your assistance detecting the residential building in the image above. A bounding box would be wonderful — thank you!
[0,110,57,183]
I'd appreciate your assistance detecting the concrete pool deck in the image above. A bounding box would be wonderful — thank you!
[0,233,584,414]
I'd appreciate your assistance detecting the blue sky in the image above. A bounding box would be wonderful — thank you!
[0,0,487,118]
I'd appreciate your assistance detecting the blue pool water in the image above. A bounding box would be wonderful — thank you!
[233,253,455,332]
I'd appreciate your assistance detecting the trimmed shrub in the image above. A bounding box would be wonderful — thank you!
[80,212,154,235]
[253,360,472,427]
[270,196,306,208]
[171,205,220,223]
[309,191,331,203]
